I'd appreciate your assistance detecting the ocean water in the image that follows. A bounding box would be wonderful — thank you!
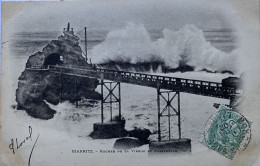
[10,26,236,58]
[11,24,238,74]
[6,25,232,149]
[0,25,238,166]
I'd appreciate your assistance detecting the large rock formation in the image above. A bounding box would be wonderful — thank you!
[16,24,101,119]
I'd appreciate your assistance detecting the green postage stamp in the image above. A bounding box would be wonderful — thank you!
[202,105,251,159]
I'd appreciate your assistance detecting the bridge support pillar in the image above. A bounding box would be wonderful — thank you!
[100,80,122,123]
[149,89,191,154]
[157,89,181,141]
[90,80,126,139]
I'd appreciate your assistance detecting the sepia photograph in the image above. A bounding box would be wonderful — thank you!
[1,0,259,166]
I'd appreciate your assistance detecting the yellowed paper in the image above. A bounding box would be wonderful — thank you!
[1,1,260,166]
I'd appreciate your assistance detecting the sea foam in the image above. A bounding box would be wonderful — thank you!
[90,23,238,73]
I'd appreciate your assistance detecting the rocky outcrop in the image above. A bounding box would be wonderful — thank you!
[113,138,144,149]
[128,128,151,143]
[113,128,151,149]
[16,25,100,119]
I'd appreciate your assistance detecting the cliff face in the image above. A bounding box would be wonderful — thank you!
[16,27,100,120]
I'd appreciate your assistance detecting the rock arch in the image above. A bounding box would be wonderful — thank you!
[43,53,63,67]
[17,27,100,120]
[26,29,86,68]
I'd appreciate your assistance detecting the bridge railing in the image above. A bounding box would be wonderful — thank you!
[49,65,237,99]
[96,68,225,87]
[26,65,50,70]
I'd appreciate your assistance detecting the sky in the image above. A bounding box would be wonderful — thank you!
[2,0,238,32]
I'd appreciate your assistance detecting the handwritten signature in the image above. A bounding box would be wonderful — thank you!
[9,126,40,166]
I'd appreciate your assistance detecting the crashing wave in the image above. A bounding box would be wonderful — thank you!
[90,23,237,74]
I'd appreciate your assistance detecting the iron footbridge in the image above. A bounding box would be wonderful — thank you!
[48,65,236,99]
[43,65,238,141]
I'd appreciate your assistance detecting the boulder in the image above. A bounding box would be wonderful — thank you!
[113,138,144,149]
[128,128,151,143]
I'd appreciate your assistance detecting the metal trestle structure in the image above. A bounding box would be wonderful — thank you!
[157,89,181,141]
[100,79,121,123]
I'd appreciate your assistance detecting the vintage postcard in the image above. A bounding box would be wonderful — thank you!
[1,0,260,166]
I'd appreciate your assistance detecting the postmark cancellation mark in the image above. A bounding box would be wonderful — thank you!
[202,105,251,159]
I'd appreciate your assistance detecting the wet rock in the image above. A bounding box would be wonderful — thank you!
[16,26,100,120]
[113,138,144,149]
[128,128,151,143]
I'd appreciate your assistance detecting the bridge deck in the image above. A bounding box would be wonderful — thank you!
[48,65,236,99]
